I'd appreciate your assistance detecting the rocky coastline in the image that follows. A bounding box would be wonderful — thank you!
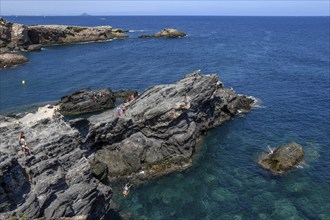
[0,71,255,219]
[0,18,128,69]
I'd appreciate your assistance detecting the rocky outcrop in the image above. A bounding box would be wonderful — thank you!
[87,71,254,181]
[0,106,113,219]
[57,89,116,116]
[138,28,186,39]
[0,71,255,219]
[27,25,128,45]
[258,142,304,174]
[0,18,33,52]
[155,28,186,38]
[0,53,28,68]
[27,44,42,52]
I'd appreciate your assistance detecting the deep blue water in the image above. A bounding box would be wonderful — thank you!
[1,16,329,219]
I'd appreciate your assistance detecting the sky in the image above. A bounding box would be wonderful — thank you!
[0,0,329,16]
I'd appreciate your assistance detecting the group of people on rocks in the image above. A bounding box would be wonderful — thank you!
[117,94,136,117]
[92,91,106,102]
[14,92,194,198]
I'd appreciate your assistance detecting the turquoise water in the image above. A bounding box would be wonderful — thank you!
[0,16,329,219]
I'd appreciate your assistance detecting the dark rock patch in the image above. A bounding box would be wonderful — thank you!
[58,89,116,116]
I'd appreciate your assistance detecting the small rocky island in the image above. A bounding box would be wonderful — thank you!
[139,28,186,38]
[258,142,304,174]
[0,18,128,68]
[0,71,255,219]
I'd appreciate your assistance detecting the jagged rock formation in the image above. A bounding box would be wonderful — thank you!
[0,18,31,52]
[138,28,186,39]
[0,106,114,219]
[258,142,304,174]
[87,71,254,181]
[0,71,255,219]
[0,53,28,68]
[0,18,128,69]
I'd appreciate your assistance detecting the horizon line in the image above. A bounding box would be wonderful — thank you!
[2,14,330,17]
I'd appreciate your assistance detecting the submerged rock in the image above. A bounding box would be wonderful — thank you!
[138,34,155,39]
[258,142,304,174]
[57,88,116,116]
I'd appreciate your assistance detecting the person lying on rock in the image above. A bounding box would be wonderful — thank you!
[18,132,33,158]
[123,183,132,197]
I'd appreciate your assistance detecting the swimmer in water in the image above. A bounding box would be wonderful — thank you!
[123,183,132,197]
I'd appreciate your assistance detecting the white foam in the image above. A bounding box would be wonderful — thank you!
[128,30,148,33]
[254,105,266,109]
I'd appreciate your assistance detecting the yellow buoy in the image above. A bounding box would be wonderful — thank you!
[22,80,26,85]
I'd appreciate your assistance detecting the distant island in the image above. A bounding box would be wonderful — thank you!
[80,12,91,16]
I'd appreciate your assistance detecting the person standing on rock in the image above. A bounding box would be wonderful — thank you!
[18,132,33,158]
[121,104,127,116]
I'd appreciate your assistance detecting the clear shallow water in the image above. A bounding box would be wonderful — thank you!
[1,16,329,219]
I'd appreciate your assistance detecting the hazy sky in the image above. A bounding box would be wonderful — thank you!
[0,1,329,16]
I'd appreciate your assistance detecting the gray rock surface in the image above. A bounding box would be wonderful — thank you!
[58,89,116,116]
[0,71,255,219]
[258,142,304,174]
[87,71,254,181]
[0,107,113,219]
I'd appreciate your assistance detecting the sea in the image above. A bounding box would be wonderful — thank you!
[0,16,329,219]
